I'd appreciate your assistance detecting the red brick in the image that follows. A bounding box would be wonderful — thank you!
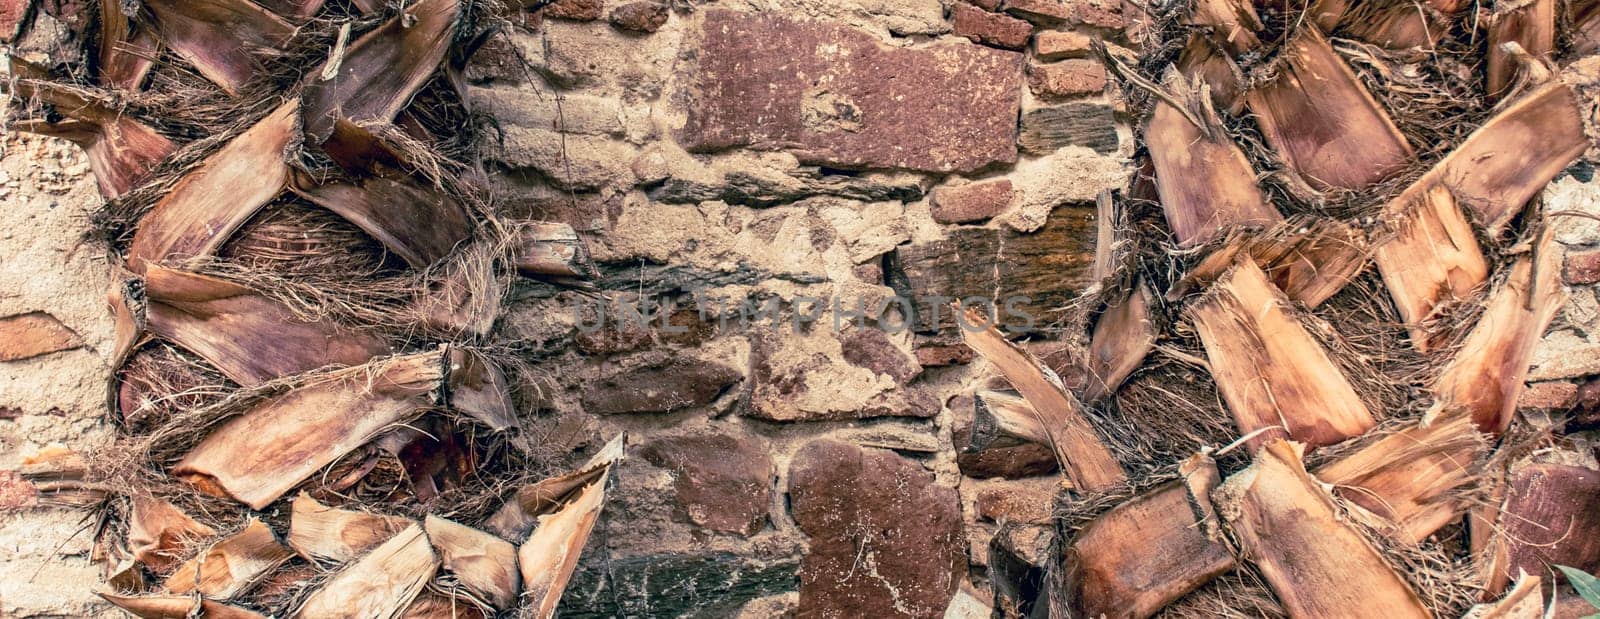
[952,3,1034,50]
[969,0,1003,10]
[609,1,669,32]
[975,479,1057,524]
[0,312,82,362]
[1034,30,1093,60]
[931,179,1014,224]
[916,343,976,367]
[1027,59,1106,98]
[1564,247,1600,285]
[1520,381,1578,409]
[683,10,1023,174]
[1005,0,1123,29]
[545,0,601,20]
[0,471,37,511]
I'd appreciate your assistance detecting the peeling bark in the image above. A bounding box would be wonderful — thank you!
[445,347,518,433]
[484,434,624,540]
[1480,457,1600,597]
[1488,0,1557,100]
[1244,27,1413,190]
[1082,281,1154,401]
[98,0,158,91]
[1188,255,1375,449]
[287,492,410,563]
[424,515,520,610]
[300,0,461,141]
[1213,440,1431,618]
[294,522,439,619]
[1172,217,1369,308]
[138,0,294,94]
[1059,456,1235,618]
[127,102,298,270]
[164,518,294,599]
[1373,184,1490,351]
[7,59,174,199]
[957,306,1127,492]
[513,222,596,282]
[1144,71,1281,247]
[174,349,446,509]
[517,434,624,619]
[1317,416,1486,543]
[969,389,1051,452]
[141,263,391,387]
[1467,574,1545,618]
[1426,233,1565,434]
[128,497,217,574]
[99,593,267,619]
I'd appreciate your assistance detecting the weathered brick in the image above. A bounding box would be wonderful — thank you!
[545,0,602,20]
[1520,381,1578,409]
[0,471,37,511]
[1005,0,1123,28]
[1034,30,1093,60]
[969,0,1003,9]
[1564,247,1600,284]
[0,312,82,362]
[931,179,1015,224]
[683,10,1022,173]
[1027,59,1106,98]
[916,343,976,367]
[952,2,1034,50]
[609,1,669,32]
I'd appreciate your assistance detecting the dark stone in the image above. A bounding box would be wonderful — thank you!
[952,2,1034,50]
[1019,103,1119,155]
[682,10,1022,173]
[1004,0,1123,28]
[609,1,669,32]
[951,395,1058,478]
[648,166,926,207]
[890,205,1097,334]
[788,440,966,618]
[988,523,1054,618]
[638,435,774,536]
[580,354,742,414]
[557,551,800,618]
[931,178,1014,224]
[840,327,921,384]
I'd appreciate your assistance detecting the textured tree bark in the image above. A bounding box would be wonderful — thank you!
[140,264,392,387]
[1373,184,1490,351]
[127,497,217,573]
[969,389,1051,452]
[1426,233,1566,433]
[294,523,439,619]
[1466,574,1545,618]
[126,102,298,270]
[1214,440,1431,618]
[299,0,461,141]
[1189,255,1375,449]
[1144,71,1281,247]
[485,434,625,540]
[138,0,294,94]
[1576,0,1600,55]
[6,58,175,199]
[1244,27,1414,190]
[517,435,624,619]
[1172,217,1370,308]
[174,350,446,509]
[164,518,293,599]
[286,492,409,564]
[424,515,521,610]
[97,1,158,91]
[957,306,1127,491]
[100,593,267,619]
[1487,0,1557,100]
[1082,281,1154,402]
[1058,455,1235,619]
[1316,416,1486,543]
[1320,0,1466,49]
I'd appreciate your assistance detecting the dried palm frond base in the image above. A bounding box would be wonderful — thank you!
[5,0,608,615]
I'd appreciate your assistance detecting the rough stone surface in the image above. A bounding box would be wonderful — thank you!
[788,440,965,618]
[1565,247,1600,285]
[892,204,1097,332]
[973,477,1058,524]
[952,416,1058,478]
[746,329,937,421]
[682,10,1022,173]
[609,1,670,32]
[645,147,928,207]
[638,434,774,536]
[1520,381,1579,409]
[951,2,1034,50]
[1034,30,1093,59]
[916,342,977,367]
[1028,59,1107,98]
[1019,103,1119,155]
[931,179,1015,224]
[1005,0,1123,28]
[580,354,743,414]
[560,551,801,617]
[545,0,603,20]
[0,311,82,362]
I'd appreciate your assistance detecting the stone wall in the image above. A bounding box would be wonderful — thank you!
[2,1,1599,617]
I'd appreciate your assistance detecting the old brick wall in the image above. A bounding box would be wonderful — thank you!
[3,1,1599,617]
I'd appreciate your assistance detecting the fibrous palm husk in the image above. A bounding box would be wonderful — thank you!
[1487,0,1557,100]
[287,492,410,564]
[293,522,439,619]
[100,592,267,619]
[299,0,460,142]
[1212,440,1431,618]
[136,0,295,95]
[127,497,217,574]
[957,306,1128,492]
[164,517,294,599]
[1082,280,1155,402]
[1187,254,1375,449]
[98,0,158,91]
[1478,452,1600,597]
[423,515,520,610]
